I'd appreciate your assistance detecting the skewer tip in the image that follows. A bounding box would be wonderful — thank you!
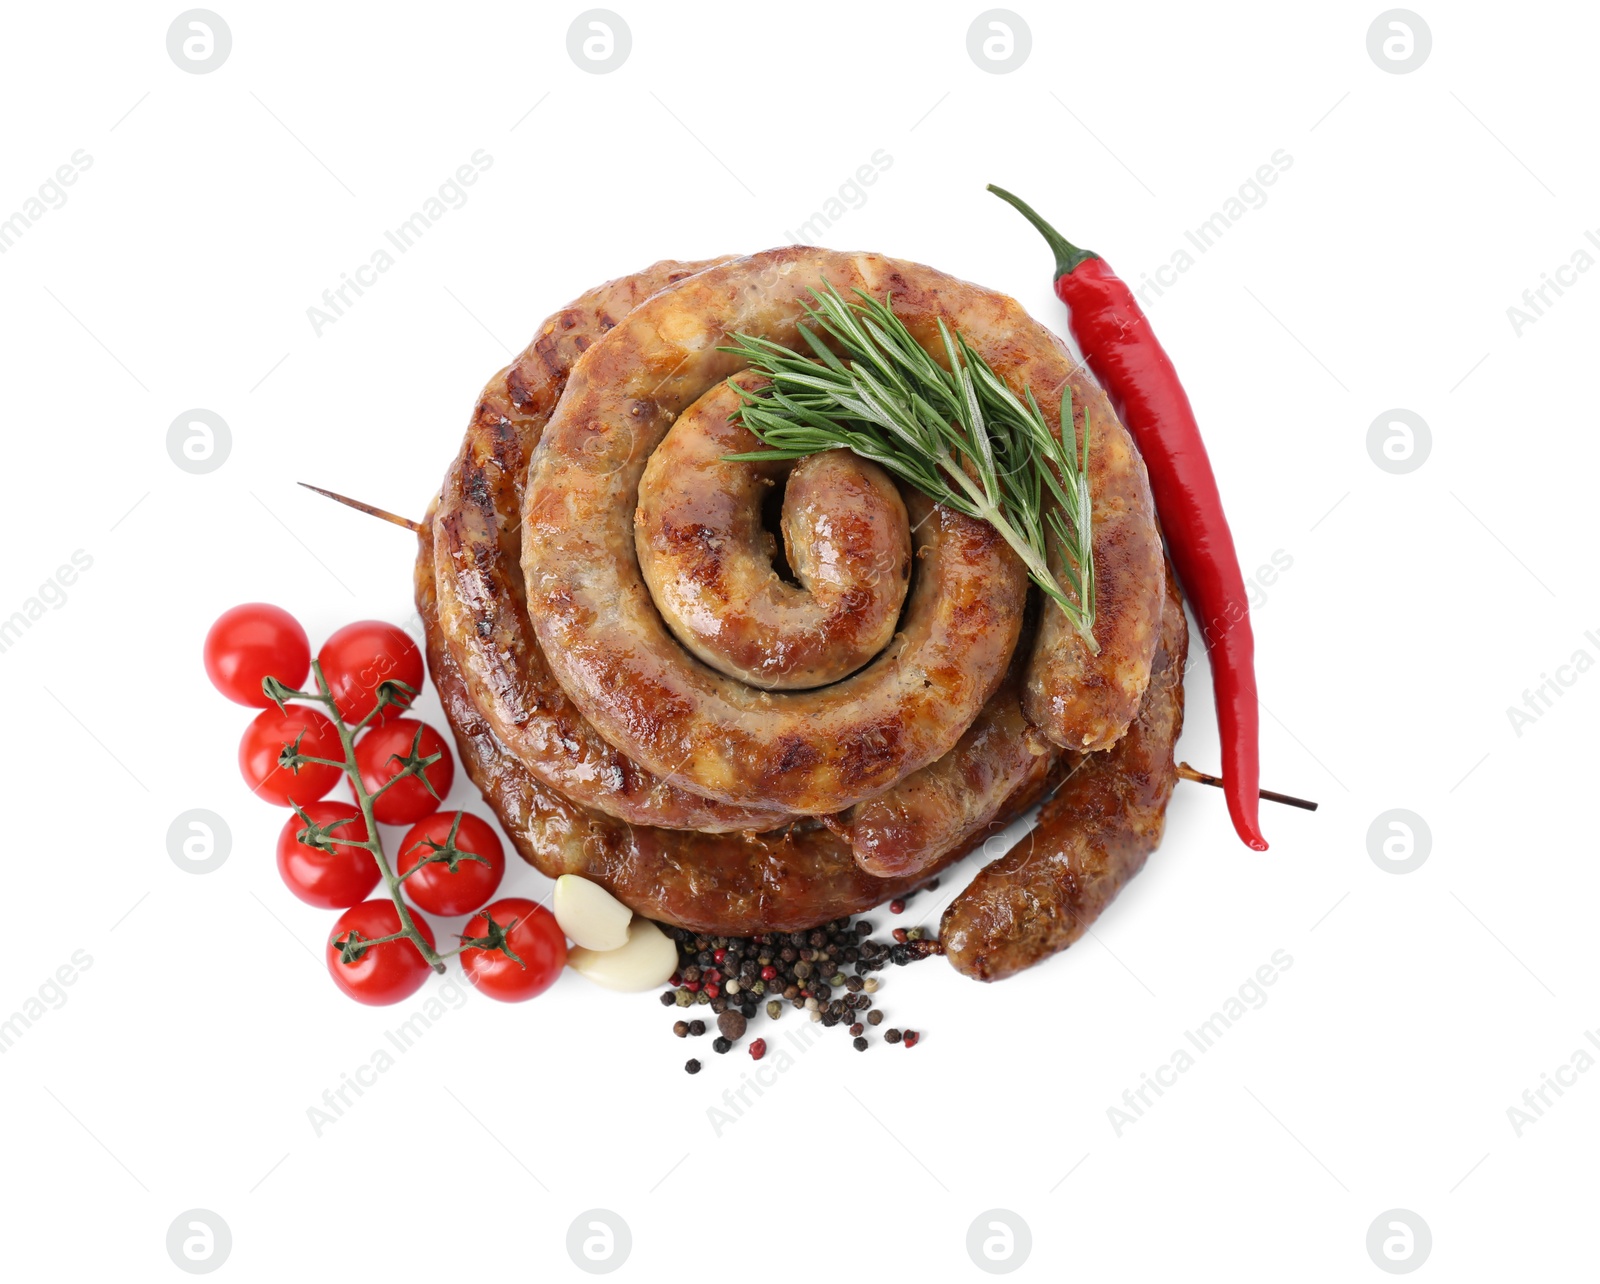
[299,482,423,534]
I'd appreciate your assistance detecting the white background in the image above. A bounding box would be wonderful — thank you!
[2,1,1595,1278]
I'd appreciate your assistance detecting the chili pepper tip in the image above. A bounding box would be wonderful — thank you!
[985,184,1100,279]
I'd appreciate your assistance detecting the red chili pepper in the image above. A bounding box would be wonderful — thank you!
[988,184,1267,852]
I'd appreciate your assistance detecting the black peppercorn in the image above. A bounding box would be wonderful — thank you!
[685,1059,701,1074]
[713,1036,732,1054]
[853,1036,868,1051]
[688,1019,706,1036]
[867,1009,883,1026]
[884,1028,902,1044]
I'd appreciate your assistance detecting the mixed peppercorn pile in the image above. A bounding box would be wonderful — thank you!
[658,888,941,1073]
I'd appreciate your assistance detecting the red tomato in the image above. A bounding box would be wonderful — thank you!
[204,604,310,706]
[276,802,379,909]
[318,620,424,727]
[354,718,454,824]
[398,812,505,917]
[461,897,567,1002]
[326,899,437,1006]
[239,706,343,807]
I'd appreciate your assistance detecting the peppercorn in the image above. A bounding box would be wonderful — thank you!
[718,1010,747,1041]
[783,985,800,1000]
[863,978,879,993]
[829,972,846,987]
[845,975,864,993]
[767,1000,783,1019]
[713,1036,732,1054]
[902,1030,920,1048]
[890,898,906,914]
[760,965,778,981]
[850,1023,863,1037]
[853,1036,868,1051]
[726,979,741,995]
[659,990,675,1006]
[673,1021,689,1038]
[906,927,923,942]
[749,1038,767,1061]
[884,1028,902,1044]
[820,1012,840,1027]
[688,1019,706,1036]
[892,928,908,944]
[867,1009,883,1025]
[793,961,812,980]
[675,989,694,1008]
[740,1000,758,1019]
[710,997,729,1015]
[685,1059,702,1074]
[695,990,710,1005]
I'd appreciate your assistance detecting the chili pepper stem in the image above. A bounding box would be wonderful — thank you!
[986,184,1100,278]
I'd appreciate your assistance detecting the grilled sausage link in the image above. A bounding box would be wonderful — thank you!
[845,652,1057,878]
[431,258,789,832]
[941,564,1188,981]
[522,248,1161,815]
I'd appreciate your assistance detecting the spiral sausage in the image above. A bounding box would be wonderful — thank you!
[419,250,1183,978]
[521,248,1162,815]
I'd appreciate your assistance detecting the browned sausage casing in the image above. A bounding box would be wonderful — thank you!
[941,566,1188,981]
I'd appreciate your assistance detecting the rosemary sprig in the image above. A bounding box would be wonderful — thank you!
[720,282,1097,650]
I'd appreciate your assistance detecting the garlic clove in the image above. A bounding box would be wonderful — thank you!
[552,874,632,951]
[567,918,678,992]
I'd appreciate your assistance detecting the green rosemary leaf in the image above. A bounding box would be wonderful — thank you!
[719,281,1097,649]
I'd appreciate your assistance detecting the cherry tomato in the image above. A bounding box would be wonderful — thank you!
[354,718,454,825]
[276,802,379,909]
[318,620,424,727]
[326,899,437,1006]
[204,604,310,706]
[461,897,567,1003]
[397,811,505,917]
[239,706,343,807]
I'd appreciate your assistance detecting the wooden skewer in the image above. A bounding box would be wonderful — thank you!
[301,480,1321,816]
[1177,762,1317,812]
[299,482,423,533]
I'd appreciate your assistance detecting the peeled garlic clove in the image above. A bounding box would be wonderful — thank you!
[567,918,677,992]
[552,874,632,951]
